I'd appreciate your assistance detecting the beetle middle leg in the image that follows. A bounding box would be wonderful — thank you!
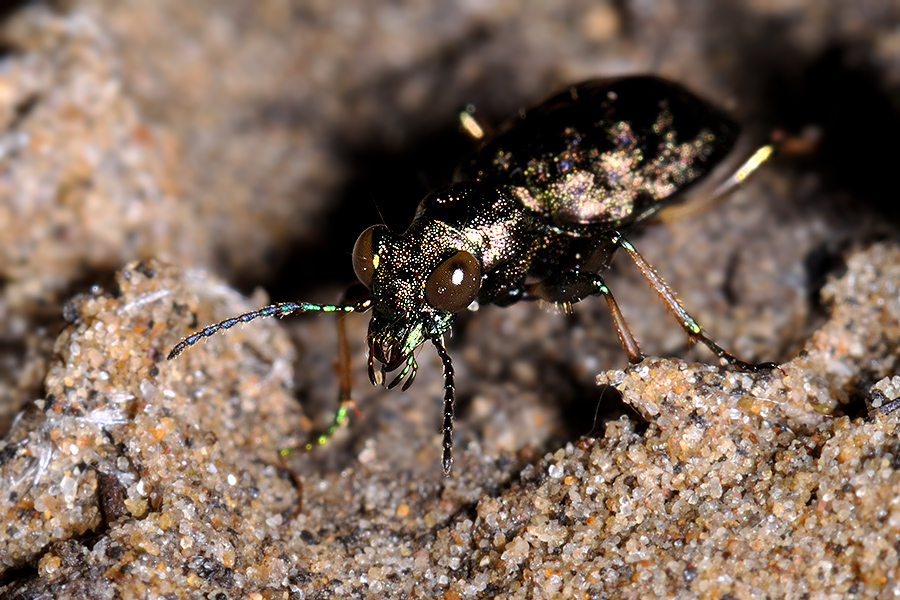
[523,237,777,372]
[524,272,644,364]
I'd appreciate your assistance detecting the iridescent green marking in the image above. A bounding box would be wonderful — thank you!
[280,399,352,456]
[167,300,360,360]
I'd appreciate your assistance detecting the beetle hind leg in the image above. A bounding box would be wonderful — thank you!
[612,232,779,373]
[522,237,778,372]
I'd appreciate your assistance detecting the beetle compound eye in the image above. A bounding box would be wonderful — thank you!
[352,225,384,288]
[425,251,482,313]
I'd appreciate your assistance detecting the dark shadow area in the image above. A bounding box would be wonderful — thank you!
[0,0,32,23]
[253,27,527,301]
[711,5,900,222]
[263,123,476,301]
[843,371,899,422]
[761,45,900,333]
[566,382,633,440]
[740,39,900,421]
[802,239,849,315]
[708,7,900,348]
[762,46,900,217]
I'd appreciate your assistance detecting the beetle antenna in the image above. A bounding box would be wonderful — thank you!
[368,196,388,228]
[431,336,456,477]
[167,300,361,360]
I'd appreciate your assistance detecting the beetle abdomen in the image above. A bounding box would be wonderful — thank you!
[457,76,739,230]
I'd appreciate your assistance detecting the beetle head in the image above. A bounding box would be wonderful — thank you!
[352,218,482,388]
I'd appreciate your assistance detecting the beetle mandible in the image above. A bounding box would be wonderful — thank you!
[168,76,777,476]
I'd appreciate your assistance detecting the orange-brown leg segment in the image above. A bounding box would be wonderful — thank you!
[280,290,373,457]
[525,275,645,364]
[612,232,778,372]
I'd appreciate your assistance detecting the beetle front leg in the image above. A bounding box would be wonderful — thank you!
[281,286,374,457]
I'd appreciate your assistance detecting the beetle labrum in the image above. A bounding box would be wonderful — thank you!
[168,76,777,476]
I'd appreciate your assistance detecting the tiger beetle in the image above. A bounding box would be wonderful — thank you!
[168,75,778,476]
